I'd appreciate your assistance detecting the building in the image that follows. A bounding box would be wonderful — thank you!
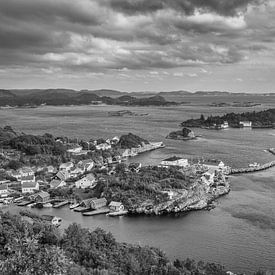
[50,179,66,189]
[10,171,21,181]
[96,143,112,151]
[202,159,225,170]
[160,156,189,168]
[221,121,229,129]
[75,173,96,189]
[34,191,50,203]
[109,201,124,212]
[240,121,252,127]
[46,166,57,174]
[90,198,107,210]
[59,162,74,172]
[19,167,35,177]
[79,197,97,208]
[20,175,36,185]
[56,170,70,181]
[67,145,83,154]
[0,184,9,197]
[22,182,39,194]
[77,159,94,172]
[70,167,84,178]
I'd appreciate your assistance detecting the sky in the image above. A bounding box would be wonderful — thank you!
[0,0,275,93]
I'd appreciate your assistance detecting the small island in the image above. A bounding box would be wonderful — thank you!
[108,110,148,117]
[181,108,275,129]
[166,127,197,140]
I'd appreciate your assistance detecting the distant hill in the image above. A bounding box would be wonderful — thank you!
[81,89,123,98]
[0,89,16,98]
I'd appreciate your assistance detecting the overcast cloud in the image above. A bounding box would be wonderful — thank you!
[0,0,275,92]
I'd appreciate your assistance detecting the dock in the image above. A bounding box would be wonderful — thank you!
[107,210,128,217]
[230,160,275,174]
[82,207,110,216]
[17,200,34,207]
[73,206,91,212]
[52,200,69,208]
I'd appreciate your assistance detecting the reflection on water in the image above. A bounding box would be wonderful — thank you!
[1,105,275,274]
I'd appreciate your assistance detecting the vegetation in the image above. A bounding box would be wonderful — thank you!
[0,211,230,275]
[117,133,149,149]
[181,108,275,128]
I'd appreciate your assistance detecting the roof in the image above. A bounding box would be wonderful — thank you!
[56,171,69,180]
[36,191,50,199]
[109,201,122,207]
[163,156,185,162]
[59,162,73,168]
[22,182,38,188]
[21,175,35,181]
[90,198,107,204]
[85,173,95,181]
[50,179,63,188]
[81,159,93,165]
[0,184,8,191]
[20,167,34,173]
[202,159,222,166]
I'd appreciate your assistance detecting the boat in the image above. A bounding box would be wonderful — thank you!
[107,210,128,217]
[69,202,80,210]
[82,207,110,216]
[249,162,260,168]
[43,202,53,208]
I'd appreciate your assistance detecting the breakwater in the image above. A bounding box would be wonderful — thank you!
[230,160,275,174]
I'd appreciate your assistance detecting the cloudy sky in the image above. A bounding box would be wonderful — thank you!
[1,0,275,92]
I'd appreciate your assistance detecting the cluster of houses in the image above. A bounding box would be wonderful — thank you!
[211,120,252,130]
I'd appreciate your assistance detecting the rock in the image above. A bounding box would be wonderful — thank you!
[166,127,196,140]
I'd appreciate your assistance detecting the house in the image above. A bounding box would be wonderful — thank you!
[67,145,83,154]
[46,165,57,174]
[109,201,124,212]
[10,170,22,181]
[59,162,74,171]
[34,191,50,203]
[20,175,36,185]
[56,170,70,181]
[75,173,96,189]
[160,157,189,168]
[19,167,35,177]
[22,182,39,194]
[202,159,225,170]
[70,167,84,178]
[0,184,9,197]
[96,143,112,151]
[77,159,94,172]
[111,136,119,145]
[90,198,107,210]
[50,179,66,189]
[80,197,97,208]
[221,121,229,129]
[240,121,252,127]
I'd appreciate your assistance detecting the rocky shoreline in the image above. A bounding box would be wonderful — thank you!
[129,174,230,215]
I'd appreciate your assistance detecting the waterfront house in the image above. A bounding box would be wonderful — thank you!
[20,175,36,185]
[22,182,39,194]
[202,159,225,170]
[56,170,70,181]
[75,173,96,189]
[0,184,9,197]
[34,191,50,203]
[90,198,107,210]
[160,156,189,168]
[109,201,124,212]
[221,121,229,129]
[50,179,66,189]
[240,121,252,127]
[59,162,74,172]
[80,197,97,208]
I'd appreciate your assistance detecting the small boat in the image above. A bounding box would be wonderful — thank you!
[70,203,80,210]
[107,210,128,217]
[43,202,53,208]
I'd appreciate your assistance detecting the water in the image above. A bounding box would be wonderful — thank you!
[1,104,275,274]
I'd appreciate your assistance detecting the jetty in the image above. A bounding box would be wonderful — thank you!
[230,160,275,174]
[107,210,128,217]
[17,200,34,207]
[82,207,110,216]
[52,200,69,208]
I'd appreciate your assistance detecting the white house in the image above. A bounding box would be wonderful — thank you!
[75,173,96,189]
[202,159,225,170]
[19,167,35,177]
[20,175,36,185]
[160,157,189,168]
[56,170,70,181]
[50,179,66,189]
[221,121,229,129]
[22,182,39,194]
[59,162,74,171]
[240,121,252,127]
[109,201,124,212]
[96,143,112,151]
[0,184,9,197]
[77,159,94,172]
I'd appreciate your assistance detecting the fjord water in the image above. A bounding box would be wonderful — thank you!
[1,104,275,274]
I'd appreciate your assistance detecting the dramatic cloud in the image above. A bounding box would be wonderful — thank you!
[0,0,274,91]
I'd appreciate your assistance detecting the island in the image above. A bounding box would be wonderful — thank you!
[181,108,275,129]
[108,110,148,117]
[166,127,196,140]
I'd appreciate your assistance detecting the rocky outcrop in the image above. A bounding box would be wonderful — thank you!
[129,174,230,215]
[166,127,196,140]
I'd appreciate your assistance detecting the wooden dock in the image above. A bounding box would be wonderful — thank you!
[82,207,110,216]
[52,200,69,208]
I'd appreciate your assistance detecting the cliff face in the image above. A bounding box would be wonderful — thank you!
[129,174,230,215]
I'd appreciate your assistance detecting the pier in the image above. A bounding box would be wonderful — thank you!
[52,200,69,208]
[230,160,275,174]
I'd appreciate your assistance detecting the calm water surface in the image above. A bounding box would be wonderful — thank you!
[1,104,275,274]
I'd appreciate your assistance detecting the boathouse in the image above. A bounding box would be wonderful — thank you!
[109,201,124,212]
[90,198,107,210]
